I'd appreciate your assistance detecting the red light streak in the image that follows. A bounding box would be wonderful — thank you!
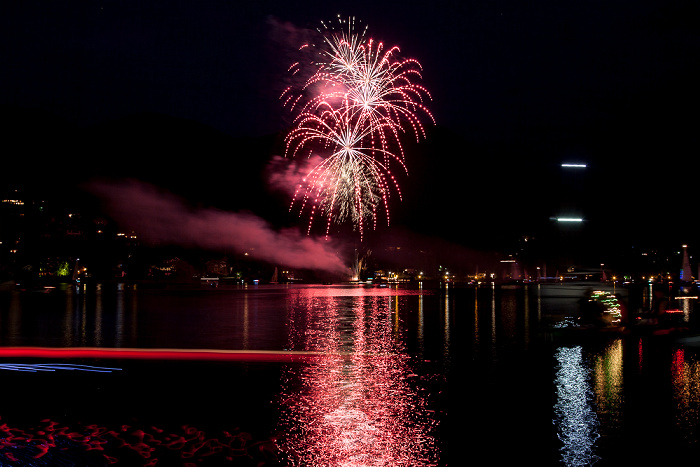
[0,347,348,362]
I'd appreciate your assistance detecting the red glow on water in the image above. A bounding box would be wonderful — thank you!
[638,338,644,373]
[0,417,277,466]
[277,291,439,466]
[672,348,686,382]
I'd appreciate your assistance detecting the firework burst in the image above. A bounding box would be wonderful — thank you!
[286,104,401,240]
[281,16,432,239]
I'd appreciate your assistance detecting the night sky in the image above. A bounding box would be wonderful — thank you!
[2,0,699,272]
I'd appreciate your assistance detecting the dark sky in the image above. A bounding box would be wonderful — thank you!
[2,0,699,270]
[2,1,697,136]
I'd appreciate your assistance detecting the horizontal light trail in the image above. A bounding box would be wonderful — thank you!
[0,347,380,362]
[0,363,121,372]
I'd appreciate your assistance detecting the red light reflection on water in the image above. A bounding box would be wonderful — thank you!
[277,288,439,466]
[671,347,700,439]
[0,417,277,466]
[672,348,686,381]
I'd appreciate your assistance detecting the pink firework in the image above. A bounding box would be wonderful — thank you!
[281,16,432,238]
[285,104,401,240]
[280,16,368,115]
[286,18,433,160]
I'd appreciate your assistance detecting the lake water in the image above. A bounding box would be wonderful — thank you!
[0,281,699,466]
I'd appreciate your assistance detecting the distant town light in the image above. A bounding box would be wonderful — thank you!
[561,163,587,168]
[2,199,24,205]
[556,217,584,222]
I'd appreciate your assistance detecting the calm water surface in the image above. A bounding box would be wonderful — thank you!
[0,282,699,466]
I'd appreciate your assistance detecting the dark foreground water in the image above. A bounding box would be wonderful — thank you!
[0,281,698,466]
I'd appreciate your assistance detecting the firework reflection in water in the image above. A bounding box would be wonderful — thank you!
[277,288,439,466]
[281,16,433,239]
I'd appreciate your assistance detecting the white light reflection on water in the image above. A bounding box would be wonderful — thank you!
[442,286,450,360]
[554,346,600,466]
[278,287,439,466]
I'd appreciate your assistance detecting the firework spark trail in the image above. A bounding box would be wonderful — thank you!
[280,17,368,115]
[336,38,434,145]
[286,24,433,161]
[281,15,432,239]
[285,104,402,240]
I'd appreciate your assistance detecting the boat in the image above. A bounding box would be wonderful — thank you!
[577,289,624,327]
[544,289,692,342]
[200,277,219,287]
